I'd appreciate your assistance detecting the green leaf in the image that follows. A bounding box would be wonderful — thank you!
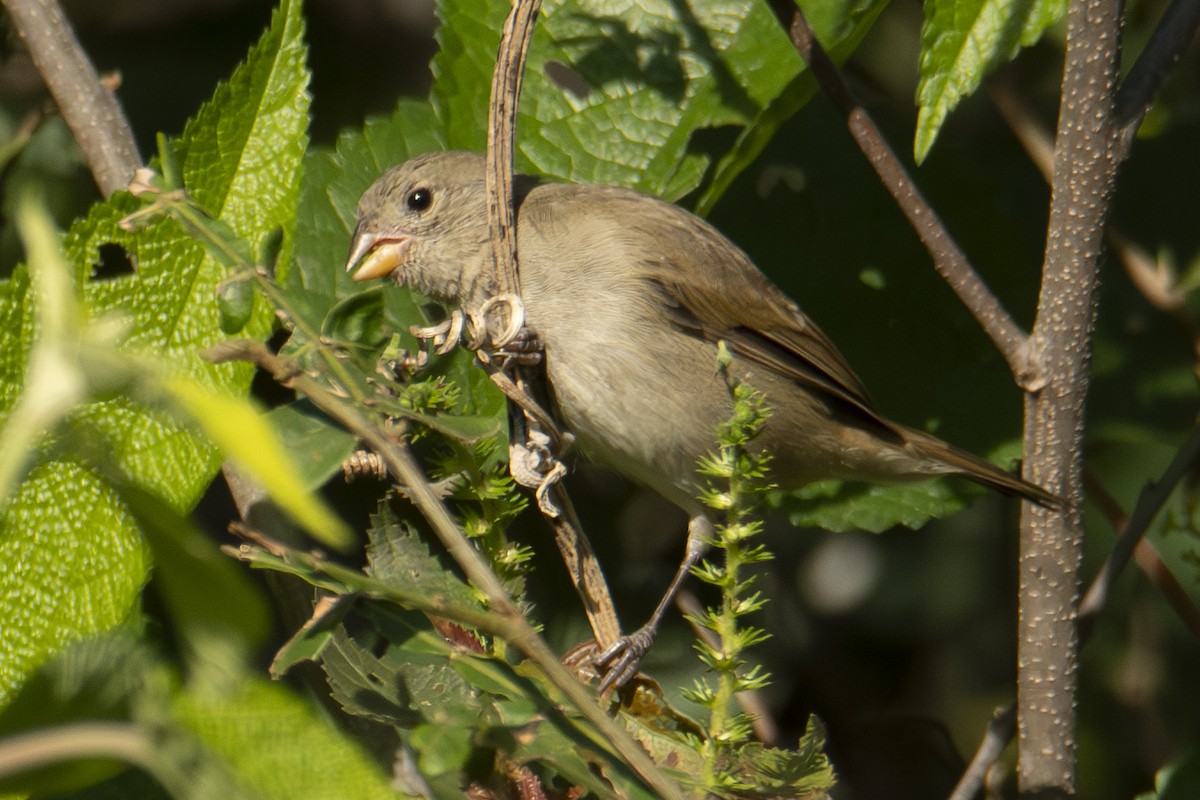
[695,0,889,215]
[0,635,256,800]
[0,636,157,797]
[915,0,1067,161]
[160,374,354,551]
[290,101,443,299]
[173,679,402,800]
[781,478,971,533]
[116,479,272,683]
[318,603,478,728]
[431,0,880,205]
[0,0,310,707]
[521,0,807,200]
[365,503,483,609]
[1147,748,1200,800]
[266,401,359,489]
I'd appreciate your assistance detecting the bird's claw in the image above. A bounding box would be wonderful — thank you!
[494,325,544,369]
[594,627,657,694]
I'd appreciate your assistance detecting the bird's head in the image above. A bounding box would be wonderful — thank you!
[346,150,493,305]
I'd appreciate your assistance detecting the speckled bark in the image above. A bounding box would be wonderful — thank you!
[1019,0,1123,794]
[3,0,141,197]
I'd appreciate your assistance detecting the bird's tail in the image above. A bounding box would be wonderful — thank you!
[905,429,1063,508]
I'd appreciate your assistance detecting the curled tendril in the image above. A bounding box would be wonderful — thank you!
[410,309,467,356]
[467,292,526,351]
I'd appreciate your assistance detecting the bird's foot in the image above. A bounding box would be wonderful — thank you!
[476,324,543,374]
[594,627,658,694]
[509,427,565,511]
[493,325,544,369]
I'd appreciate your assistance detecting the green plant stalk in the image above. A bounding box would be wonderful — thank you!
[700,546,742,788]
[691,378,773,793]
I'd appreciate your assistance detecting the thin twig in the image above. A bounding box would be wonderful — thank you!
[1080,425,1200,639]
[947,704,1016,800]
[0,722,187,796]
[211,340,685,800]
[3,0,141,196]
[786,9,1032,382]
[1112,0,1200,161]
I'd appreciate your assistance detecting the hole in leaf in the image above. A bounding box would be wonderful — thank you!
[91,242,135,280]
[545,60,592,100]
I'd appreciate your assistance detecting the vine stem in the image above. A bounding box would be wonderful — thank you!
[481,0,624,651]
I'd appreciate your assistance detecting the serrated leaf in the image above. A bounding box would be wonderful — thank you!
[915,0,1066,161]
[318,603,478,727]
[365,504,482,609]
[175,0,311,276]
[519,0,808,200]
[0,0,310,706]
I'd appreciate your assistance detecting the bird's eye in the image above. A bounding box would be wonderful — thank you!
[407,187,433,212]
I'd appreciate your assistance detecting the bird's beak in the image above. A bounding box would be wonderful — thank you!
[345,226,412,282]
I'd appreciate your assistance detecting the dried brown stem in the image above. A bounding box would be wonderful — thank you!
[787,9,1032,381]
[1018,0,1123,791]
[485,0,541,300]
[481,0,624,651]
[3,0,141,196]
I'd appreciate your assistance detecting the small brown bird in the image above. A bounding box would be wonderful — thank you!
[346,150,1056,687]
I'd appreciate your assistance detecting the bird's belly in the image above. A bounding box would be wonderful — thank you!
[543,332,725,513]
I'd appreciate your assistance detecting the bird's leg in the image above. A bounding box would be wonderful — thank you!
[594,514,714,693]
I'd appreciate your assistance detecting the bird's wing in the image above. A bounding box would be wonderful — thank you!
[631,205,882,422]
